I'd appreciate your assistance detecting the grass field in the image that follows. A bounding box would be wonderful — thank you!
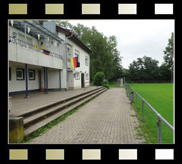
[127,83,174,144]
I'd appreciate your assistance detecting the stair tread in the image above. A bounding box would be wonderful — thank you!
[17,86,104,117]
[24,88,107,136]
[23,87,105,125]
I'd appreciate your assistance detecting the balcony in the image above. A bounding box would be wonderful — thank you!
[9,37,63,69]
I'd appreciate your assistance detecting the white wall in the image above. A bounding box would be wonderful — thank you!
[48,70,59,89]
[61,69,67,89]
[67,39,90,88]
[9,43,63,69]
[68,72,74,89]
[9,65,39,92]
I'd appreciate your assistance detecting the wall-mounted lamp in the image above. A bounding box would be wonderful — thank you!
[27,27,30,33]
[38,34,40,40]
[10,20,14,26]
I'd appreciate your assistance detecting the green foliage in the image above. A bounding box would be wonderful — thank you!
[127,33,174,82]
[102,84,110,89]
[128,56,159,81]
[93,72,105,86]
[163,32,173,70]
[102,80,109,85]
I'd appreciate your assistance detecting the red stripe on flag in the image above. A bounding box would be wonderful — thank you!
[73,57,77,68]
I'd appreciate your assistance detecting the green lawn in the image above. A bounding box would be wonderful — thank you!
[127,83,174,143]
[109,82,123,88]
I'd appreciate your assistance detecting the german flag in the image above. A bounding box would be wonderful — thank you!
[43,49,50,56]
[70,57,77,68]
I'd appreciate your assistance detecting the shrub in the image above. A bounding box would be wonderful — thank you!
[102,80,109,85]
[102,84,110,89]
[93,72,105,86]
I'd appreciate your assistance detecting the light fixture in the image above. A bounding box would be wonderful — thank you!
[38,34,40,40]
[10,20,14,26]
[27,27,30,33]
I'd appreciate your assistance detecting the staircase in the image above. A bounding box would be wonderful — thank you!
[18,86,107,137]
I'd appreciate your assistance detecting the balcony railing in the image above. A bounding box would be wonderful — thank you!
[9,36,63,60]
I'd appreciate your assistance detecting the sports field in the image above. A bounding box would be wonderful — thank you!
[128,83,174,143]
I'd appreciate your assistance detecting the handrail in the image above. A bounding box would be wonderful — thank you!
[9,36,63,60]
[125,82,174,143]
[128,84,174,131]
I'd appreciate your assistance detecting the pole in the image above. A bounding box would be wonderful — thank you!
[136,94,138,109]
[24,22,27,43]
[142,98,144,121]
[25,64,29,98]
[59,69,61,91]
[46,67,48,94]
[157,116,162,143]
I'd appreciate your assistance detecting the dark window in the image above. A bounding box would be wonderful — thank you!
[16,68,24,80]
[9,67,11,80]
[29,70,35,80]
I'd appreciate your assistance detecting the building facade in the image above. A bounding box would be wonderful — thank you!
[8,20,92,96]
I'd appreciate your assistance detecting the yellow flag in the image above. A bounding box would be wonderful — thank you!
[42,44,45,49]
[70,58,74,68]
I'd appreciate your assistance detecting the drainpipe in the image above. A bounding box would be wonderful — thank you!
[65,31,74,91]
[24,22,27,43]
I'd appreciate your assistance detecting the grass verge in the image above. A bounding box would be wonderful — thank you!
[125,83,173,143]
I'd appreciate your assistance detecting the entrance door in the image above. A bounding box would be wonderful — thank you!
[81,73,85,88]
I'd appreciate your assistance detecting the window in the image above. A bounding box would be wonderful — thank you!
[29,69,35,80]
[75,50,80,67]
[12,32,17,38]
[9,67,11,81]
[86,73,89,80]
[85,58,89,66]
[74,72,80,80]
[16,68,24,80]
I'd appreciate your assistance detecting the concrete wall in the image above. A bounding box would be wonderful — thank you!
[61,69,67,89]
[9,43,63,69]
[68,71,74,89]
[9,65,66,93]
[9,65,39,92]
[48,70,59,89]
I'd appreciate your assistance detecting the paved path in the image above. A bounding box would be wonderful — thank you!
[26,88,146,144]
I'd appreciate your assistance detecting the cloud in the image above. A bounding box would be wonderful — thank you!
[67,19,174,68]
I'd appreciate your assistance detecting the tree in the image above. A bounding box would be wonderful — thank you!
[163,32,174,82]
[93,72,105,86]
[128,56,159,81]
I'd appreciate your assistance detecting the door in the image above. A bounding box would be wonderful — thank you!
[81,73,85,88]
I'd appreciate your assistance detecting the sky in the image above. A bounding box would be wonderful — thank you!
[63,19,174,69]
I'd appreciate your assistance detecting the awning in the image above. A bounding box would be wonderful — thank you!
[9,20,64,43]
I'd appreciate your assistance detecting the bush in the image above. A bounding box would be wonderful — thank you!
[102,80,109,85]
[93,72,105,86]
[102,84,110,89]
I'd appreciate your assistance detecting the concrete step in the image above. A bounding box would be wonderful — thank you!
[24,88,107,136]
[18,86,104,118]
[23,87,106,128]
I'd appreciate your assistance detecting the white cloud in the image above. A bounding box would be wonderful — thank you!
[64,19,174,69]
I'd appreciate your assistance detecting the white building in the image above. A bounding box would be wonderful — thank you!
[8,20,92,96]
